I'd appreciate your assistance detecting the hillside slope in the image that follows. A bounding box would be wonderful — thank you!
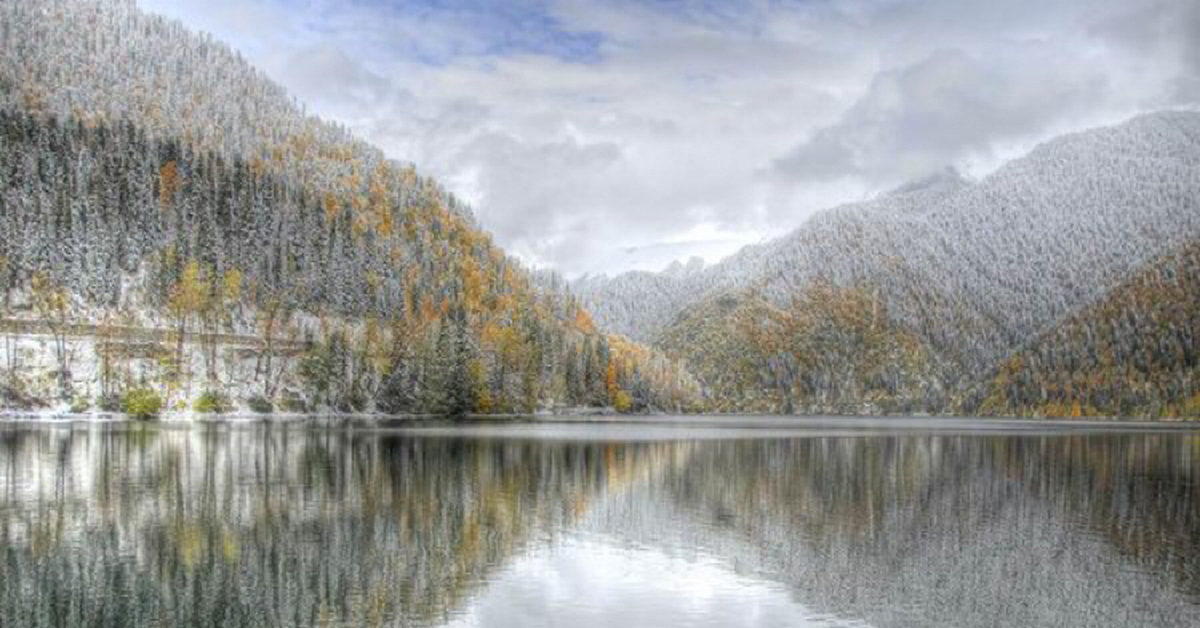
[656,283,945,414]
[965,240,1200,419]
[0,0,701,415]
[652,291,783,413]
[1,0,383,196]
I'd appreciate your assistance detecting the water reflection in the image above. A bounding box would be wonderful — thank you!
[0,422,1197,627]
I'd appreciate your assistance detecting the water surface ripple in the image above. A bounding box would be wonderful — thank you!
[1,417,1197,627]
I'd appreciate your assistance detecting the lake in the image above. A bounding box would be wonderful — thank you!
[1,417,1198,627]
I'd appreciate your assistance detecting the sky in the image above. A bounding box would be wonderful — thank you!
[137,0,1200,278]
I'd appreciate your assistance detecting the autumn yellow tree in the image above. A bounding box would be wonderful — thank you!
[31,272,73,398]
[255,291,294,398]
[0,256,15,373]
[94,311,119,400]
[198,267,242,384]
[159,160,180,209]
[168,260,210,397]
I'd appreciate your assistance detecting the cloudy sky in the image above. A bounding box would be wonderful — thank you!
[138,0,1200,277]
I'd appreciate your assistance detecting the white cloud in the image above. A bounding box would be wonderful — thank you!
[137,0,1200,277]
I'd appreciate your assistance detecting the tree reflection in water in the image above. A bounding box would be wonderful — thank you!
[0,423,1198,628]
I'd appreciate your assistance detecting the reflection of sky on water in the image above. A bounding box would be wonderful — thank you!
[2,421,1199,628]
[445,534,868,628]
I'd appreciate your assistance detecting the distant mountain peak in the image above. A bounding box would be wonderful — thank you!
[663,256,706,277]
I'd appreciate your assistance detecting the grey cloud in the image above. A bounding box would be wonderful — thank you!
[1161,2,1199,105]
[275,45,398,111]
[770,49,1108,184]
[1090,0,1199,59]
[1088,0,1200,105]
[1172,78,1200,105]
[455,131,624,255]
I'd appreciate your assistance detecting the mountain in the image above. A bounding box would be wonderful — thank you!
[878,166,970,211]
[0,0,701,415]
[965,239,1200,419]
[571,268,697,348]
[575,111,1200,412]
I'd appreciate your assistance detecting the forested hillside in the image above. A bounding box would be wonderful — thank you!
[0,0,701,416]
[657,284,943,415]
[965,240,1200,419]
[578,112,1200,416]
[1,0,372,189]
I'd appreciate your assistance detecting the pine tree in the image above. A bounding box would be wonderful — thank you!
[443,306,474,417]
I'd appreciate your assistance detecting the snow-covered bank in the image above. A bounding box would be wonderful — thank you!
[0,408,432,424]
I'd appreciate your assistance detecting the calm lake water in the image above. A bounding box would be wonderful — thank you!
[1,417,1199,628]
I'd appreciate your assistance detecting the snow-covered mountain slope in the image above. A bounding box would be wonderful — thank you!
[576,111,1200,380]
[0,0,404,204]
[0,0,702,415]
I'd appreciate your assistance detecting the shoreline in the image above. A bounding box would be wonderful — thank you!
[2,410,1198,432]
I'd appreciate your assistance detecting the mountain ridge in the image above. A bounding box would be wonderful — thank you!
[576,110,1200,361]
[576,110,1200,414]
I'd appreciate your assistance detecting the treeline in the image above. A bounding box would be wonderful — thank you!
[0,106,701,414]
